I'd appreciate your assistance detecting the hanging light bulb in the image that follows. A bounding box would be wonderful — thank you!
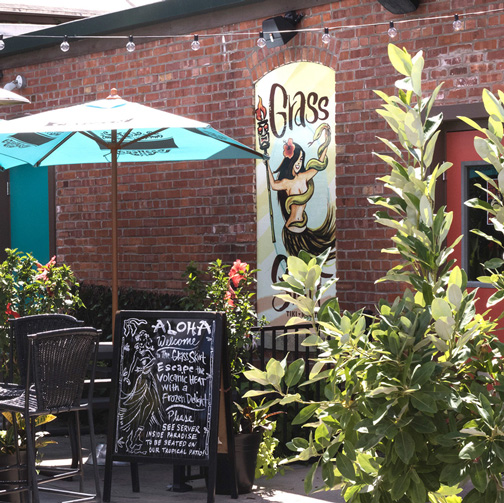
[0,35,5,51]
[191,34,200,51]
[257,31,267,48]
[126,35,136,52]
[387,21,398,39]
[60,35,70,52]
[322,27,331,45]
[453,14,463,31]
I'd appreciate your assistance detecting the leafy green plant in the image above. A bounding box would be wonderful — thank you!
[244,45,504,503]
[183,260,281,478]
[0,249,83,377]
[0,412,57,456]
[180,261,206,311]
[73,283,182,340]
[459,90,504,307]
[235,397,285,479]
[183,259,266,379]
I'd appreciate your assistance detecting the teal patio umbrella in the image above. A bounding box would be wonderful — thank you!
[0,89,264,330]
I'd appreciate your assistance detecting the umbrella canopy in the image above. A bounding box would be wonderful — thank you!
[0,89,264,331]
[0,88,30,106]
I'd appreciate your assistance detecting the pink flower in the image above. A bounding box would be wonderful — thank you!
[224,290,235,307]
[5,303,20,319]
[283,138,295,159]
[229,259,248,287]
[36,256,56,281]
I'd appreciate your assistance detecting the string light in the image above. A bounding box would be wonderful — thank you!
[0,35,4,51]
[387,21,398,39]
[453,14,463,31]
[257,31,266,48]
[191,34,200,51]
[60,35,70,52]
[321,27,331,45]
[126,35,135,52]
[1,6,501,52]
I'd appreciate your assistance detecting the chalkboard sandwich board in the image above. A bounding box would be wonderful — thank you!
[103,310,236,503]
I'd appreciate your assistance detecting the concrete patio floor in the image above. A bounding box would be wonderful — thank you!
[35,433,477,503]
[37,434,346,503]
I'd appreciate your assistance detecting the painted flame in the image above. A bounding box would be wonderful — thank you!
[255,96,267,121]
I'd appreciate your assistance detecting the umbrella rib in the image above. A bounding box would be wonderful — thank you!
[80,130,111,149]
[34,131,78,167]
[185,127,266,159]
[79,128,166,149]
[120,127,168,148]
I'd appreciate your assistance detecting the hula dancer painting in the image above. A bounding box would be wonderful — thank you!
[267,123,335,258]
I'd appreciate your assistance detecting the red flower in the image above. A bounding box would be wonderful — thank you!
[224,290,235,307]
[283,138,295,159]
[229,259,248,287]
[5,303,20,319]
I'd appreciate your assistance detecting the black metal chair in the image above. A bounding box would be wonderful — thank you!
[0,327,102,503]
[5,314,86,468]
[8,314,85,385]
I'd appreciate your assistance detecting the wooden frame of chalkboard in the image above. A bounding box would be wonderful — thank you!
[103,310,237,503]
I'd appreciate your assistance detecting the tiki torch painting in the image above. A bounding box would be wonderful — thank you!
[255,62,337,326]
[255,96,275,242]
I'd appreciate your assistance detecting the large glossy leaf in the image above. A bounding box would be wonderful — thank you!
[304,462,317,494]
[285,358,305,387]
[395,430,415,464]
[292,403,319,425]
[459,439,486,460]
[410,361,435,386]
[243,367,269,386]
[408,477,426,503]
[388,44,413,76]
[405,109,423,148]
[391,470,411,500]
[440,461,466,486]
[411,51,424,96]
[411,391,437,413]
[447,283,463,309]
[335,452,356,481]
[483,88,504,121]
[470,462,488,493]
[286,255,308,280]
[266,358,285,387]
[432,297,452,320]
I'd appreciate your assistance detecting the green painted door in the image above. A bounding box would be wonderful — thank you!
[9,164,50,263]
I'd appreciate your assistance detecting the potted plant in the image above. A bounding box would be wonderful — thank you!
[0,412,56,503]
[183,259,280,493]
[243,44,504,502]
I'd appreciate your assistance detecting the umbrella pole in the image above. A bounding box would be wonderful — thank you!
[111,139,118,339]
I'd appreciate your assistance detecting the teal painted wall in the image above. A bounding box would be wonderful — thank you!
[10,165,50,263]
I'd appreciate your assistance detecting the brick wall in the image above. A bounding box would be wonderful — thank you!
[1,0,502,313]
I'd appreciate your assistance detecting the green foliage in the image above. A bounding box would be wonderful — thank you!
[459,90,504,307]
[235,397,285,479]
[183,260,280,477]
[0,412,57,455]
[73,283,183,340]
[244,44,504,502]
[183,259,266,379]
[180,261,206,310]
[0,249,83,376]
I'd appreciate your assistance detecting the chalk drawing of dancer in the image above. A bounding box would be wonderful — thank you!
[118,327,166,454]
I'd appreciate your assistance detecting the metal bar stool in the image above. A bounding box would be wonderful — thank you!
[0,327,102,503]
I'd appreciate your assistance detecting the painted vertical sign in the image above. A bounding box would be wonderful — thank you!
[255,62,336,326]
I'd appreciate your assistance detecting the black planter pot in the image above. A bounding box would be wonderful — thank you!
[215,432,262,495]
[0,452,28,503]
